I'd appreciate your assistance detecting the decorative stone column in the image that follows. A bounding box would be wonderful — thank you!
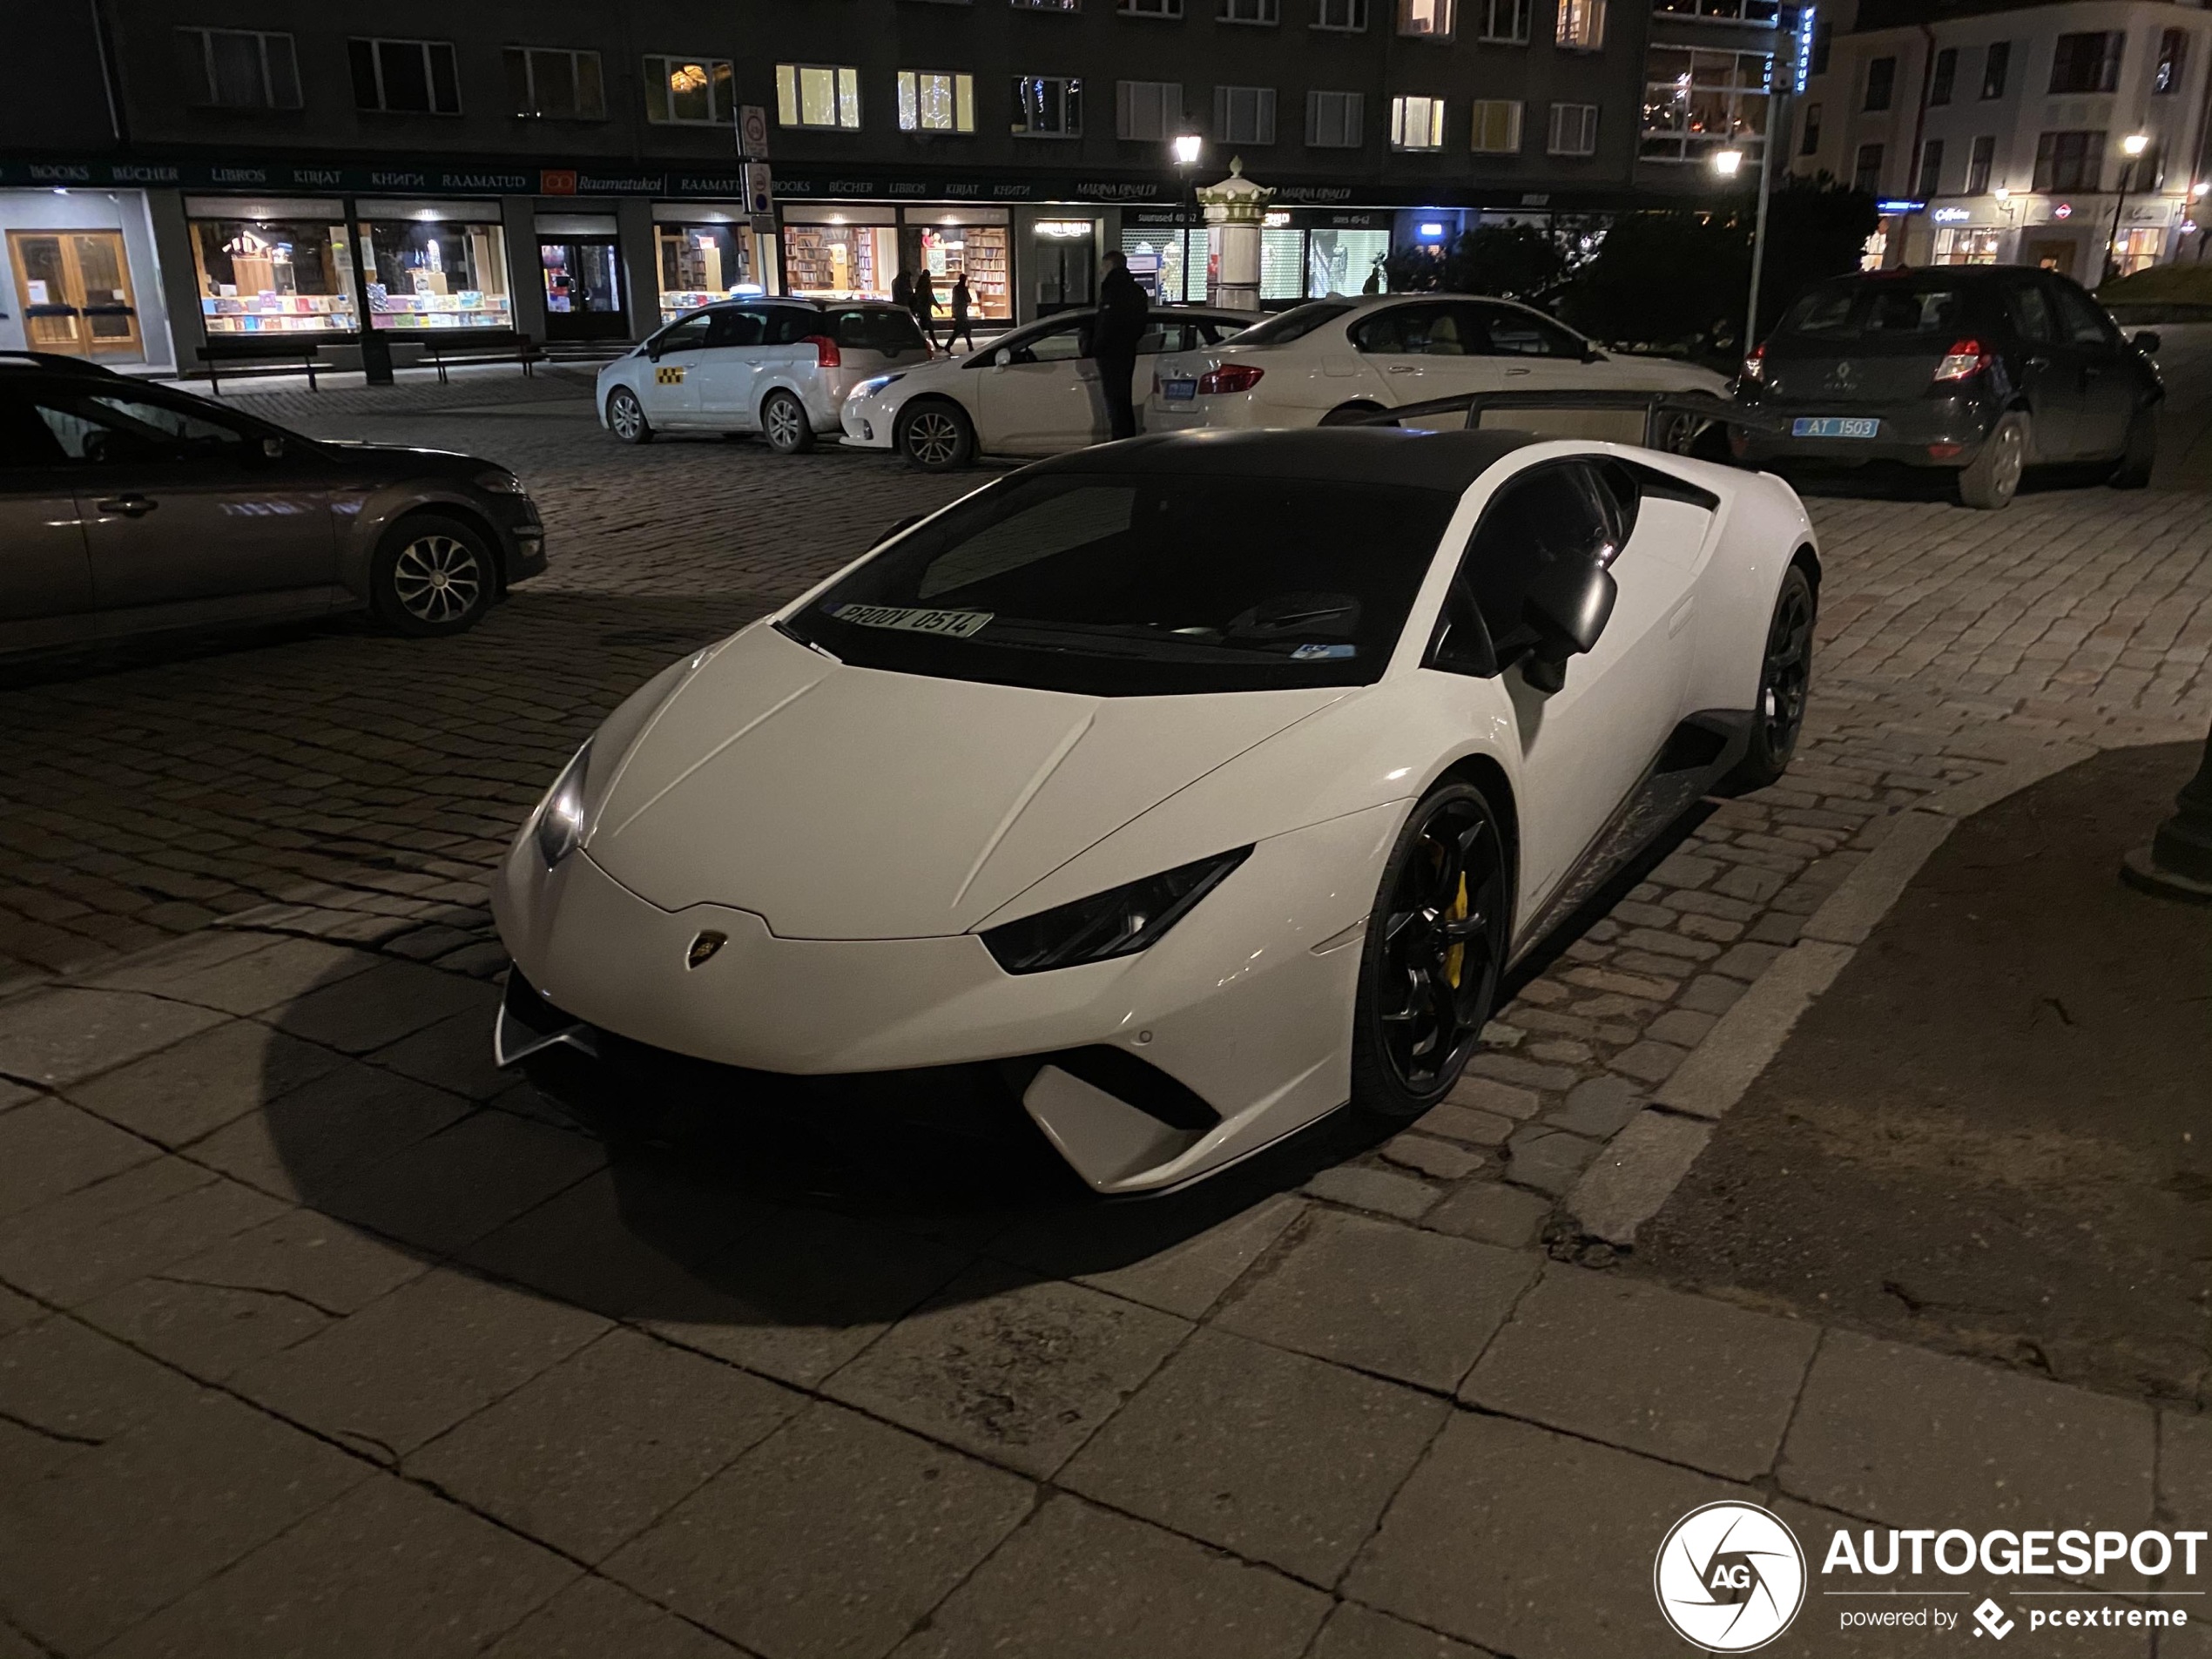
[1198,158,1275,311]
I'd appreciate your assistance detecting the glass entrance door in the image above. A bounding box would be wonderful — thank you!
[7,230,142,356]
[538,237,627,340]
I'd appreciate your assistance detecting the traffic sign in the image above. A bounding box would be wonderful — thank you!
[738,105,770,158]
[743,161,774,216]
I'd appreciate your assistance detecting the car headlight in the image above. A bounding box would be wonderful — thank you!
[475,469,529,496]
[532,741,592,867]
[981,847,1251,974]
[850,374,905,401]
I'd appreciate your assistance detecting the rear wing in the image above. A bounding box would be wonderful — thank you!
[1348,388,1787,457]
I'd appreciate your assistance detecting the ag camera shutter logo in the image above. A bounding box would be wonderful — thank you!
[1655,1501,1807,1651]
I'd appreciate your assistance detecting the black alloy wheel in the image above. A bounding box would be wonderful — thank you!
[1351,782,1512,1117]
[1721,563,1816,793]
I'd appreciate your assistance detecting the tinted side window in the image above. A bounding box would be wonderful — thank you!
[31,388,252,466]
[2052,281,2115,346]
[1352,304,1457,354]
[765,307,822,347]
[1010,320,1089,363]
[1477,305,1583,358]
[0,389,70,468]
[1454,463,1610,654]
[834,307,927,352]
[705,308,767,348]
[658,314,714,352]
[2005,282,2057,344]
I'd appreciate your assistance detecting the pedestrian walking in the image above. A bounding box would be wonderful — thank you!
[912,269,940,350]
[891,268,914,313]
[1093,249,1148,442]
[946,274,977,351]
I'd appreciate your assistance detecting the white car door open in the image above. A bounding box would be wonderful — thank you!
[691,307,771,427]
[976,319,1096,455]
[640,312,711,426]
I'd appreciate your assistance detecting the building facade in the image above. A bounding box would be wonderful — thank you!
[1790,0,2212,277]
[3,0,1793,373]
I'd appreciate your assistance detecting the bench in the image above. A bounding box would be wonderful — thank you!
[416,330,545,385]
[197,337,327,395]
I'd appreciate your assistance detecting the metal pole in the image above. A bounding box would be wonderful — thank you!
[2107,162,2131,284]
[1746,88,1784,353]
[341,194,395,387]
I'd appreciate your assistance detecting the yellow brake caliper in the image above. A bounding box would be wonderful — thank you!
[1444,873,1468,988]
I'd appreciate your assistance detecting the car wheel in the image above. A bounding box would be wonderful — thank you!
[1956,412,2027,509]
[1320,401,1386,428]
[371,514,493,638]
[898,401,975,470]
[1718,562,1817,795]
[1349,780,1512,1121]
[2110,405,2156,489]
[761,389,814,454]
[607,387,651,444]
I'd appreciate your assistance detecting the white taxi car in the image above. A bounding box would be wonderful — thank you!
[600,299,933,454]
[840,307,1253,469]
[1147,294,1730,437]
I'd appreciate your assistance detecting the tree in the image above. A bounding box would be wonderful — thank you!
[1442,223,1566,300]
[1754,178,1881,337]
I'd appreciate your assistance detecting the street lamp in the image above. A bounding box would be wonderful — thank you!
[2108,132,2151,280]
[1170,134,1204,303]
[1711,147,1745,179]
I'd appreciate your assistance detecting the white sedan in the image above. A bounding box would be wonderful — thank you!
[840,307,1253,469]
[491,427,1817,1196]
[1148,293,1730,441]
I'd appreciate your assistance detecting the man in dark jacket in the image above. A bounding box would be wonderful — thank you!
[1093,249,1149,442]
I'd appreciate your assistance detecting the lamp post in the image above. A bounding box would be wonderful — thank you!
[1171,133,1203,304]
[2107,132,2151,282]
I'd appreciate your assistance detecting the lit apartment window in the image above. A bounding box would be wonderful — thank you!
[1013,74,1083,135]
[777,64,861,128]
[1307,88,1365,145]
[177,28,300,109]
[1478,0,1529,44]
[1116,79,1184,138]
[1470,98,1522,152]
[1555,0,1602,50]
[1222,0,1279,17]
[1314,0,1367,24]
[349,37,461,113]
[644,55,734,124]
[504,47,605,118]
[898,70,975,131]
[2155,28,2188,94]
[1391,94,1446,148]
[1548,101,1598,155]
[1639,46,1770,163]
[1399,0,1454,37]
[1121,0,1184,15]
[1217,84,1278,142]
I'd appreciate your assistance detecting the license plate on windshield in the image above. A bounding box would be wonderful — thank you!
[1792,416,1880,439]
[1163,378,1197,401]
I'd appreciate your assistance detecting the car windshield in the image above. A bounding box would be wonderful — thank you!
[1778,281,1970,340]
[1233,302,1356,347]
[784,469,1460,696]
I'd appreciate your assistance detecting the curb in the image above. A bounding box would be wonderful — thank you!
[1561,738,2101,1249]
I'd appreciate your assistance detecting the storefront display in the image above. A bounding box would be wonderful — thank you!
[782,206,898,300]
[1932,226,2005,265]
[904,209,1010,320]
[186,199,358,335]
[655,217,768,320]
[1122,217,1207,304]
[1306,225,1390,296]
[1260,221,1304,301]
[356,206,511,332]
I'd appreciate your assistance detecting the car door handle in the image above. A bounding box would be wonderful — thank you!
[2027,354,2051,369]
[97,495,158,518]
[1505,367,1533,377]
[1386,364,1420,374]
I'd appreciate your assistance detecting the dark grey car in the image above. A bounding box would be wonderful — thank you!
[1732,266,2161,509]
[0,355,546,656]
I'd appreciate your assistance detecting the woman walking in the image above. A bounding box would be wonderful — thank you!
[911,268,940,350]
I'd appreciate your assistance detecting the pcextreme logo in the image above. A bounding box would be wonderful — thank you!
[1656,1502,1809,1651]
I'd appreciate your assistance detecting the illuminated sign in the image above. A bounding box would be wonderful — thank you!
[1931,206,1971,222]
[2054,201,2074,219]
[1791,5,1817,95]
[1876,199,1926,215]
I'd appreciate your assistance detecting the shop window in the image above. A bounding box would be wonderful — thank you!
[176,28,300,111]
[1260,220,1303,298]
[1307,226,1387,294]
[5,231,142,356]
[658,222,767,320]
[644,55,734,125]
[1013,75,1082,136]
[1929,47,1956,105]
[1852,141,1884,193]
[898,71,976,132]
[1119,0,1183,15]
[1121,224,1204,301]
[357,219,511,332]
[1799,101,1821,156]
[1554,0,1602,49]
[1980,41,2009,98]
[1313,0,1367,26]
[1639,47,1771,164]
[1933,227,2004,266]
[1308,89,1365,146]
[1216,84,1277,144]
[2047,32,2121,95]
[1863,55,1895,111]
[1470,98,1521,154]
[1221,0,1278,19]
[2156,28,2188,95]
[1390,95,1446,149]
[1917,138,1945,198]
[2032,129,2104,192]
[777,64,862,129]
[1477,0,1528,44]
[1548,102,1598,156]
[187,215,358,335]
[505,47,605,119]
[911,222,1012,318]
[1966,134,1994,193]
[782,222,900,300]
[348,37,461,114]
[1398,0,1453,37]
[1117,80,1184,140]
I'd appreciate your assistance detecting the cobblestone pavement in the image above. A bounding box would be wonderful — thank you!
[1,365,2209,1656]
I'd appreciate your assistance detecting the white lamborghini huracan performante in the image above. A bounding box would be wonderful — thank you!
[491,428,1817,1195]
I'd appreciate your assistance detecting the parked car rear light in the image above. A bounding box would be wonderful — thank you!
[1932,338,1991,382]
[803,334,843,368]
[1741,342,1766,382]
[1197,364,1264,394]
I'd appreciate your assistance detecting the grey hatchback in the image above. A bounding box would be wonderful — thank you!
[0,355,546,656]
[1732,266,2161,509]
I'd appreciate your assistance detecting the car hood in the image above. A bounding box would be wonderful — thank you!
[867,356,968,400]
[582,624,1348,938]
[314,441,497,480]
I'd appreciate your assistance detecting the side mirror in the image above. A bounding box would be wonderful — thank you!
[2133,329,2161,355]
[1519,563,1617,693]
[991,347,1014,367]
[260,435,285,460]
[646,337,666,361]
